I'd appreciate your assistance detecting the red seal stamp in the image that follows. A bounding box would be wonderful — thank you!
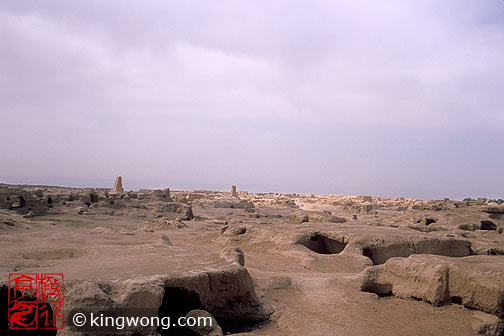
[8,273,64,330]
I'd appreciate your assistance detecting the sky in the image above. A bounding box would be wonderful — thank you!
[0,0,503,200]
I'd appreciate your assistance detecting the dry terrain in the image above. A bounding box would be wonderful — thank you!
[1,182,503,335]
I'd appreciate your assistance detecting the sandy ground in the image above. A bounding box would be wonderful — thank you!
[1,188,503,335]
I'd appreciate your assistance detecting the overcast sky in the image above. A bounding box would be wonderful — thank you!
[0,0,503,200]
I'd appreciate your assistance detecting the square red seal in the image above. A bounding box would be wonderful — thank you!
[8,273,64,330]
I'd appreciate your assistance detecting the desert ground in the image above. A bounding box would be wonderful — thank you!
[1,179,503,335]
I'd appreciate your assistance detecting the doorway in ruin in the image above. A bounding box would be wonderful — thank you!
[300,233,347,254]
[425,217,436,226]
[480,220,496,230]
[157,287,204,335]
[157,286,268,335]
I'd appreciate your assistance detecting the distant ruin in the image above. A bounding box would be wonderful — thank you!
[231,185,238,197]
[111,176,124,193]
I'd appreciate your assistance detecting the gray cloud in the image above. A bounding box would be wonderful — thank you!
[0,0,503,199]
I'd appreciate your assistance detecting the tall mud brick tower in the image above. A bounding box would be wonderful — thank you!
[231,185,238,197]
[111,176,124,193]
